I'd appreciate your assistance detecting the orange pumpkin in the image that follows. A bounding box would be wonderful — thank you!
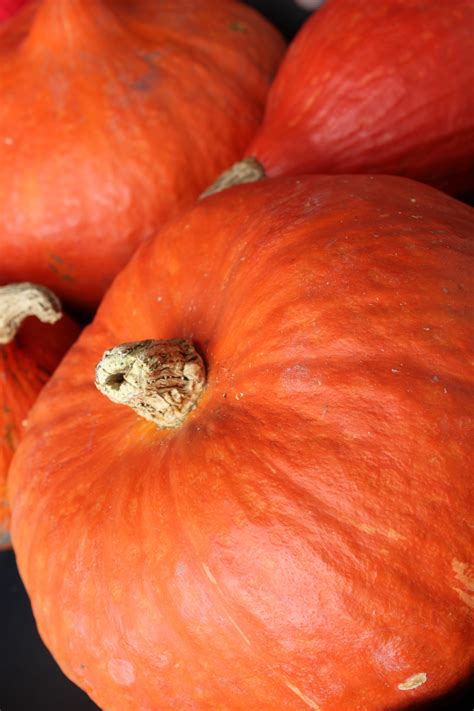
[209,0,474,196]
[9,175,474,709]
[0,0,284,312]
[0,283,79,548]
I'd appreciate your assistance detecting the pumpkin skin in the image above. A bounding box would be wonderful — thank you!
[9,175,474,709]
[0,284,79,548]
[0,0,284,312]
[0,0,28,21]
[246,0,474,193]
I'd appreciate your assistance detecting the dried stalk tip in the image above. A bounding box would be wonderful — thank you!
[95,338,206,429]
[200,156,266,198]
[0,282,62,345]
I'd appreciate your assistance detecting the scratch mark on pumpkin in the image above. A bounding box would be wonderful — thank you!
[202,563,217,585]
[284,681,321,709]
[397,672,427,690]
[453,588,474,608]
[346,518,405,541]
[452,559,474,591]
[226,614,251,646]
[249,448,277,473]
[108,658,135,686]
[266,461,278,473]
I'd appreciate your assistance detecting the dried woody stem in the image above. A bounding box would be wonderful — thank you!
[95,339,206,428]
[0,282,62,345]
[200,156,266,198]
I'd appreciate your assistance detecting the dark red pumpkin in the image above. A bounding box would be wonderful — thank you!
[0,0,284,312]
[0,0,28,21]
[0,283,79,548]
[9,175,474,709]
[214,0,474,195]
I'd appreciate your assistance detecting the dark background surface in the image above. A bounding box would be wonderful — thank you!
[1,2,473,710]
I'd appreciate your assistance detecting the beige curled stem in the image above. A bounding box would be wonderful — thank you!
[200,156,266,198]
[0,282,62,345]
[95,338,206,429]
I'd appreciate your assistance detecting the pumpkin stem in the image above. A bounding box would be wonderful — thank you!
[95,339,206,429]
[0,283,62,345]
[200,157,266,198]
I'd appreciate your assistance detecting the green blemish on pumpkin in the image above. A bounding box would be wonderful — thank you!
[48,259,74,282]
[4,424,15,451]
[229,20,247,32]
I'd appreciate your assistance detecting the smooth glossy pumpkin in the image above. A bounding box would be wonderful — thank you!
[0,283,79,548]
[9,175,474,709]
[222,0,474,194]
[0,0,284,312]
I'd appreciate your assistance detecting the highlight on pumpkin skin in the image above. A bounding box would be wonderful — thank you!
[95,338,206,428]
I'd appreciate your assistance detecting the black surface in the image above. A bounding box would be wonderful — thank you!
[0,550,98,710]
[244,0,311,39]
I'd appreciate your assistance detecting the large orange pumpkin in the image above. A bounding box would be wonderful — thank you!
[9,175,474,709]
[0,283,79,548]
[0,0,284,312]
[210,0,474,196]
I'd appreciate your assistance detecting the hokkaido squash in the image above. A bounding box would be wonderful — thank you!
[9,175,474,709]
[207,0,474,197]
[0,283,79,548]
[0,0,284,312]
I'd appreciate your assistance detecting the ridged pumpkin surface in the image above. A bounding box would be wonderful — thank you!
[0,0,284,311]
[247,0,474,193]
[9,175,474,710]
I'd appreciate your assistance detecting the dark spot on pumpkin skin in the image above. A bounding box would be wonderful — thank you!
[4,423,15,451]
[229,20,247,33]
[131,50,160,92]
[48,260,74,282]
